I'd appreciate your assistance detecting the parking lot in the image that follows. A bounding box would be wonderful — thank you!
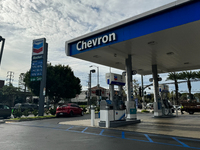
[59,111,200,139]
[1,112,199,150]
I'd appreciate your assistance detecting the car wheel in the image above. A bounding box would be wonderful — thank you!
[3,116,8,119]
[189,111,194,115]
[56,114,60,118]
[81,111,84,116]
[70,111,73,117]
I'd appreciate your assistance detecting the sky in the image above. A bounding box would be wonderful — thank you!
[0,0,200,94]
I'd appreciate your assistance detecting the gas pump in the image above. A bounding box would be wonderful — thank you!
[99,73,140,127]
[159,84,174,116]
[99,73,126,123]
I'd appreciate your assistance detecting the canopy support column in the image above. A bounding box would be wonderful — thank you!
[125,55,136,120]
[152,65,162,117]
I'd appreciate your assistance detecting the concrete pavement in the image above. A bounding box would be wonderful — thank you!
[59,110,200,139]
[0,120,5,123]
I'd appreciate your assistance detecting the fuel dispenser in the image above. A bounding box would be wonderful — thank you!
[159,84,174,116]
[99,73,139,127]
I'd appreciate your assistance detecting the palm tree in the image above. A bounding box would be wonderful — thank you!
[179,71,196,100]
[166,72,180,105]
[196,71,200,79]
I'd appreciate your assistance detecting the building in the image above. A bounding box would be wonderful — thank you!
[71,86,109,103]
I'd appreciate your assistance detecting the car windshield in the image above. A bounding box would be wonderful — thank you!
[4,105,9,109]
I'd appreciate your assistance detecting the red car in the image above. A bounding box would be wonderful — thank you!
[56,103,84,117]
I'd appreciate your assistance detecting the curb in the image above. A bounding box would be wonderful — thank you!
[5,116,56,123]
[0,120,5,124]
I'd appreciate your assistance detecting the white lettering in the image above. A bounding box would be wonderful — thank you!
[76,41,82,51]
[87,40,92,48]
[92,38,98,46]
[76,33,117,51]
[109,33,116,42]
[102,35,109,43]
[82,41,87,49]
[98,37,102,45]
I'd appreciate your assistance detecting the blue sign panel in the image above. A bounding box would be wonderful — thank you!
[30,59,43,77]
[30,38,46,82]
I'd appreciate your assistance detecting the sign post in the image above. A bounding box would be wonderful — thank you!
[30,38,48,116]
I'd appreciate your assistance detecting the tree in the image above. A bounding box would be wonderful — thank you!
[24,64,82,105]
[196,71,200,79]
[123,79,139,99]
[179,71,196,100]
[0,85,19,106]
[133,79,139,97]
[166,72,180,105]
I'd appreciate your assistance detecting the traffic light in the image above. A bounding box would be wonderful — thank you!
[96,89,101,96]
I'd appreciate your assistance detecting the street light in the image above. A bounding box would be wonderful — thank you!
[90,65,99,88]
[88,69,96,110]
[90,65,100,106]
[0,36,5,66]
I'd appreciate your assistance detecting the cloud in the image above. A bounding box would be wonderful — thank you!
[1,0,200,93]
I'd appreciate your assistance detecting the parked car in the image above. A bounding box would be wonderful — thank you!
[56,103,84,117]
[173,105,181,110]
[13,103,38,112]
[137,103,142,109]
[0,104,11,119]
[146,103,153,109]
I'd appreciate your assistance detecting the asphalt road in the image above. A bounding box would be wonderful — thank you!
[1,114,200,150]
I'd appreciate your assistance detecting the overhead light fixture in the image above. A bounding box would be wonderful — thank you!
[166,52,174,55]
[148,41,156,45]
[184,62,189,65]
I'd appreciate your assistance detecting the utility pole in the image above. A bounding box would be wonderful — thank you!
[87,74,90,106]
[90,65,100,105]
[141,75,145,109]
[88,69,95,111]
[18,73,26,92]
[6,71,14,86]
[0,36,5,66]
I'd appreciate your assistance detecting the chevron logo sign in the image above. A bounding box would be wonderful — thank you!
[32,39,44,55]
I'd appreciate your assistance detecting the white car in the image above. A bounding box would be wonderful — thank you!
[146,103,153,109]
[173,105,181,110]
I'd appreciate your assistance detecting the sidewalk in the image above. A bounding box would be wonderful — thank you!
[59,111,200,139]
[0,120,5,124]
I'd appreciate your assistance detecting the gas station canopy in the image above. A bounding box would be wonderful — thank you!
[65,0,200,75]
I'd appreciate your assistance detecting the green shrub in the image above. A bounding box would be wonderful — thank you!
[141,109,150,113]
[32,109,38,117]
[49,108,56,115]
[45,110,50,115]
[82,107,87,113]
[13,109,22,118]
[23,109,30,117]
[95,106,100,112]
